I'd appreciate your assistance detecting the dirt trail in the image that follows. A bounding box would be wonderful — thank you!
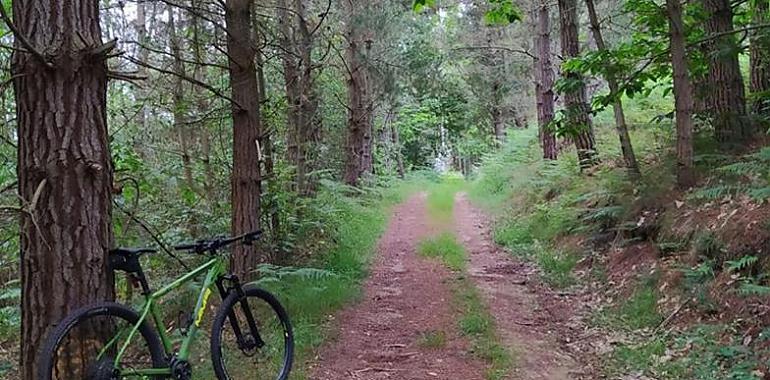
[309,193,487,379]
[454,193,585,380]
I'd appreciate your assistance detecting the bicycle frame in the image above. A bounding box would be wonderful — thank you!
[114,256,227,378]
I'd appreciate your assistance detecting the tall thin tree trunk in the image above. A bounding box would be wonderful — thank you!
[391,119,405,178]
[192,0,215,205]
[169,7,197,235]
[257,50,280,245]
[278,0,319,195]
[558,0,599,169]
[750,0,770,118]
[343,1,373,186]
[534,0,558,160]
[492,81,506,143]
[135,0,148,132]
[585,0,641,178]
[14,0,115,378]
[703,0,752,145]
[277,0,303,192]
[225,0,262,278]
[668,0,696,188]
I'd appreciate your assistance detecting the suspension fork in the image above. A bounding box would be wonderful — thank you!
[216,275,265,348]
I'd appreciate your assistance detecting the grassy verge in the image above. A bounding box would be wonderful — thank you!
[416,180,513,380]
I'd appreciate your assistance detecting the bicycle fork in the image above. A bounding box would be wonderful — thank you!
[216,276,265,352]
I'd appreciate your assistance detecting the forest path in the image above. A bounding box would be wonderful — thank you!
[309,193,487,379]
[454,193,585,380]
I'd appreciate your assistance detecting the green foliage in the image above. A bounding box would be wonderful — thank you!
[417,330,447,348]
[595,277,663,331]
[425,174,465,224]
[692,147,770,201]
[417,232,467,271]
[725,255,758,273]
[693,231,726,262]
[412,0,436,12]
[535,245,579,288]
[484,0,522,25]
[449,274,513,380]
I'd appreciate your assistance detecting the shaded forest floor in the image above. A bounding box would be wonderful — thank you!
[308,188,596,379]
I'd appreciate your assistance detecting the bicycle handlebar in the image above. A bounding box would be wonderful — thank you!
[173,230,263,254]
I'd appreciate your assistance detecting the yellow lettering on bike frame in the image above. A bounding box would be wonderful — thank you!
[196,288,212,327]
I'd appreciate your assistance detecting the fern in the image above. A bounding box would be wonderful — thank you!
[718,161,764,177]
[690,185,745,200]
[253,264,339,287]
[725,255,758,273]
[747,187,770,201]
[738,283,770,296]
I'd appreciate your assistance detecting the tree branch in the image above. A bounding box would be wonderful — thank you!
[124,55,245,110]
[452,45,537,60]
[0,2,53,68]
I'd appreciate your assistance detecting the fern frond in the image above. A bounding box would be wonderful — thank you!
[689,185,745,200]
[738,283,770,296]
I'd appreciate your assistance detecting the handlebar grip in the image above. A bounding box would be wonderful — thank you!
[174,243,199,251]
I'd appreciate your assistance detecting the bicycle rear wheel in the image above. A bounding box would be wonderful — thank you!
[37,302,166,380]
[210,286,293,380]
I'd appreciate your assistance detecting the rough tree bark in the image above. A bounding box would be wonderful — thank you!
[702,0,752,145]
[225,0,262,278]
[343,1,374,186]
[750,0,770,118]
[533,0,558,160]
[667,0,696,188]
[12,0,115,378]
[558,0,598,169]
[585,0,641,178]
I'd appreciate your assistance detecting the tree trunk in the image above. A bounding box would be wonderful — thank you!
[168,7,197,236]
[492,81,506,143]
[256,50,281,246]
[558,0,599,169]
[14,1,115,378]
[135,0,149,132]
[585,0,641,178]
[391,117,405,178]
[343,1,374,187]
[750,0,770,118]
[703,0,752,145]
[668,0,696,188]
[192,0,216,205]
[225,0,262,278]
[533,0,558,160]
[278,0,320,195]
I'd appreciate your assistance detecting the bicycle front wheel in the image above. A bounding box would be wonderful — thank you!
[37,302,166,380]
[210,286,293,380]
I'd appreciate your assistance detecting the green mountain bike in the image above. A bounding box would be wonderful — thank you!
[37,231,294,380]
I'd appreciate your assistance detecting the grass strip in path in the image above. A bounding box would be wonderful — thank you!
[417,179,514,380]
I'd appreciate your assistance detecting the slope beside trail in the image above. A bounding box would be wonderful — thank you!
[309,193,487,379]
[454,192,590,380]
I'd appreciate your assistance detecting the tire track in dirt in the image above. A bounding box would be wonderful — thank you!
[309,193,487,380]
[454,193,584,380]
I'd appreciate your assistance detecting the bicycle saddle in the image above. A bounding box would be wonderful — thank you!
[109,248,156,274]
